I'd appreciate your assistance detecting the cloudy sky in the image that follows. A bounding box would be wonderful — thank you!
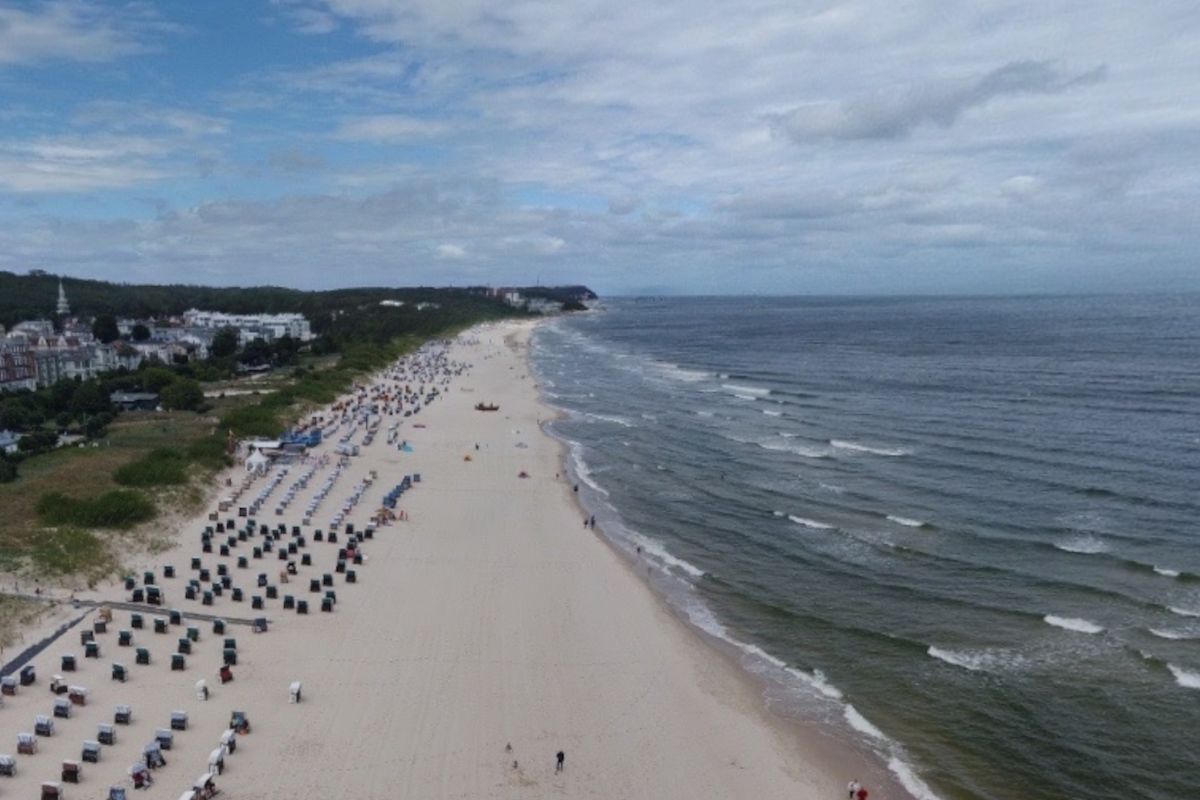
[0,1,1196,294]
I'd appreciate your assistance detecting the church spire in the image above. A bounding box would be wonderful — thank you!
[56,279,70,316]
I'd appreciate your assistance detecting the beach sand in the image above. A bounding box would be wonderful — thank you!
[0,319,894,799]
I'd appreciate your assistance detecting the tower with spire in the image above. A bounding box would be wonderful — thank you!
[56,279,70,316]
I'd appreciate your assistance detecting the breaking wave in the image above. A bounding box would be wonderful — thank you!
[1044,615,1104,634]
[830,439,911,457]
[788,515,835,530]
[1167,664,1200,689]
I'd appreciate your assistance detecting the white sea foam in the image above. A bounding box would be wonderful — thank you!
[658,363,712,382]
[740,642,788,669]
[887,515,927,528]
[1149,628,1191,640]
[585,412,636,428]
[722,383,771,396]
[1153,566,1181,578]
[1044,615,1104,634]
[772,510,786,517]
[786,666,844,700]
[1168,664,1200,689]
[888,756,947,800]
[818,482,845,494]
[758,441,831,459]
[695,410,715,417]
[788,515,835,530]
[843,705,886,740]
[830,439,910,457]
[1169,606,1200,618]
[762,409,782,417]
[927,647,985,671]
[568,443,610,497]
[632,534,705,578]
[732,393,758,401]
[1054,535,1110,555]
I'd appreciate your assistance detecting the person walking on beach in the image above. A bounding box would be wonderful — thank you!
[848,779,860,799]
[555,751,565,773]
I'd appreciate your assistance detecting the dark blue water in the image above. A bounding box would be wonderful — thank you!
[530,295,1200,800]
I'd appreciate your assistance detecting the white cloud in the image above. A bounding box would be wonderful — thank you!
[773,61,1107,142]
[435,243,466,259]
[0,1,167,67]
[334,114,448,142]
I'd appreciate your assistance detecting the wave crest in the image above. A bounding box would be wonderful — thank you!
[830,439,910,457]
[1044,615,1103,634]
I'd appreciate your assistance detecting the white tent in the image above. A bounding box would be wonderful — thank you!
[245,450,269,475]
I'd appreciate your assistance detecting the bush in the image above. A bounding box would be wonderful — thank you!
[114,448,188,487]
[161,378,204,411]
[31,527,109,574]
[220,404,284,438]
[0,459,16,484]
[18,430,57,453]
[187,434,231,471]
[37,490,156,528]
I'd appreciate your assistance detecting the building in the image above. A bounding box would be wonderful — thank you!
[110,392,160,411]
[182,309,314,343]
[12,320,54,338]
[0,340,37,392]
[0,430,21,454]
[56,280,70,316]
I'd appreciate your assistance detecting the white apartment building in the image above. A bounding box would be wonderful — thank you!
[182,309,314,343]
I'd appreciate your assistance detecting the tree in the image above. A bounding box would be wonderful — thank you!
[160,378,205,411]
[0,458,17,484]
[70,381,112,416]
[137,367,178,393]
[239,337,272,366]
[210,326,239,358]
[131,323,151,341]
[272,334,299,365]
[92,314,120,343]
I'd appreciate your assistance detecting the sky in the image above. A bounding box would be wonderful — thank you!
[0,1,1197,296]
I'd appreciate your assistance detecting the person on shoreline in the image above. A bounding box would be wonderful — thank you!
[556,750,565,773]
[848,779,860,799]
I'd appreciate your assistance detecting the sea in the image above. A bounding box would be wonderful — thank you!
[529,295,1200,800]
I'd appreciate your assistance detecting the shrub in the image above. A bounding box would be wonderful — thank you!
[187,434,231,471]
[31,527,110,574]
[0,459,16,484]
[161,378,204,411]
[37,490,156,528]
[114,448,188,487]
[221,404,284,438]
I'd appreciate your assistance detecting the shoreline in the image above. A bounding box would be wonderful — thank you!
[527,318,919,800]
[0,319,905,799]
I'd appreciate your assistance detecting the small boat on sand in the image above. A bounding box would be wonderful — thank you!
[474,403,500,411]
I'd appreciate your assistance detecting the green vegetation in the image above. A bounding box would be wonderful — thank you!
[31,527,113,575]
[0,271,596,584]
[160,378,204,411]
[37,489,156,528]
[114,448,188,487]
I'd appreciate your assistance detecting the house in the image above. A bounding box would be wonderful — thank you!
[0,341,37,392]
[0,430,21,455]
[110,391,160,411]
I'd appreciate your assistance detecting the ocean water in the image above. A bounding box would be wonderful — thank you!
[530,295,1200,800]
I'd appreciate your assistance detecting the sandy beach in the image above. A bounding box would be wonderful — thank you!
[0,319,892,799]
